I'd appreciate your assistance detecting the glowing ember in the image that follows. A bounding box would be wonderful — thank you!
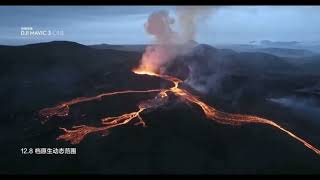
[39,68,320,155]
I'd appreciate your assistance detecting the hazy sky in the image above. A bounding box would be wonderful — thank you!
[0,6,319,45]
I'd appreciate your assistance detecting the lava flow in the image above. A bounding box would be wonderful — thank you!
[39,89,164,123]
[39,68,320,155]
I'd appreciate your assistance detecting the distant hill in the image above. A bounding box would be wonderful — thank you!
[244,47,316,58]
[0,41,141,75]
[0,41,142,106]
[172,44,300,77]
[216,44,317,58]
[90,40,199,53]
[89,43,112,49]
[260,40,301,47]
[256,48,316,58]
[90,43,146,52]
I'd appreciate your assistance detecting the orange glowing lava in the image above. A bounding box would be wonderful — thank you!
[39,67,320,155]
[57,107,146,144]
[39,89,164,123]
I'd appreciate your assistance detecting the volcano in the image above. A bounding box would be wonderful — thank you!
[1,41,320,174]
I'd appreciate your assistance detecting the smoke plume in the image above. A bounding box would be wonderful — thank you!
[136,10,178,74]
[135,6,215,75]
